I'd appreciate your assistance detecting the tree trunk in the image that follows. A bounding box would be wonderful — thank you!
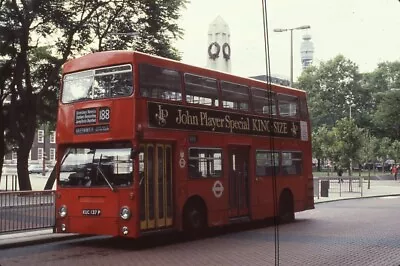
[17,150,32,191]
[15,104,37,191]
[317,158,321,172]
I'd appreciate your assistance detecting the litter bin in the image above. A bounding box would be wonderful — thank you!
[321,180,329,197]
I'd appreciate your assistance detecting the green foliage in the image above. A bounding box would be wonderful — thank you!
[371,89,400,139]
[360,130,378,165]
[329,118,364,173]
[0,0,187,190]
[388,140,400,163]
[312,125,334,161]
[298,55,367,129]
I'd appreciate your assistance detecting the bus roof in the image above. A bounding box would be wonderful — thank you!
[62,50,306,95]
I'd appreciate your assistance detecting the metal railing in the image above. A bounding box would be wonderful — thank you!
[0,190,55,233]
[314,177,365,199]
[0,175,19,191]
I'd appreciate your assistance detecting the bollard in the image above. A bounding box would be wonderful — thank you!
[321,180,329,197]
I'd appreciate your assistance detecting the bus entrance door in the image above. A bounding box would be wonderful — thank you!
[228,146,249,218]
[139,143,173,231]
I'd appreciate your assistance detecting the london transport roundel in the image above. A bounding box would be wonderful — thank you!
[212,180,224,198]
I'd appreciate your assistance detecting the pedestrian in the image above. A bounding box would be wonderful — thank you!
[337,168,344,183]
[395,165,399,181]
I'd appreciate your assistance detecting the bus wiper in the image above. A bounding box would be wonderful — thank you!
[96,154,115,192]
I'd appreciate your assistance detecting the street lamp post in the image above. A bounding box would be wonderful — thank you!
[274,25,311,87]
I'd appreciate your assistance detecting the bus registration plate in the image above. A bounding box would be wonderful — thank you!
[82,209,101,216]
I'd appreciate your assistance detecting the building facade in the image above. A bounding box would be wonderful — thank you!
[250,75,290,87]
[3,125,57,166]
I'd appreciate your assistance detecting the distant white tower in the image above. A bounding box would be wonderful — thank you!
[207,16,231,73]
[300,33,314,70]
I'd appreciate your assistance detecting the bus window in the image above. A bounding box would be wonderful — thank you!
[282,152,302,175]
[220,81,250,111]
[188,148,222,178]
[62,64,133,103]
[139,64,182,101]
[255,150,280,176]
[277,94,299,117]
[251,88,277,115]
[184,73,219,107]
[299,96,309,119]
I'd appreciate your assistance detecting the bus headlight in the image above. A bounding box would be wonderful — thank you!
[59,205,67,218]
[120,206,131,220]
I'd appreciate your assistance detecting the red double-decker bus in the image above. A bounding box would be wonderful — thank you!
[54,50,314,238]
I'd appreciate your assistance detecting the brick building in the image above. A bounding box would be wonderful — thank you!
[3,125,57,166]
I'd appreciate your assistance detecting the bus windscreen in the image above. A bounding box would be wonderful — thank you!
[59,143,134,188]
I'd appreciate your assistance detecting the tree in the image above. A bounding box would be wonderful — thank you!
[330,118,364,176]
[297,55,368,129]
[312,125,334,171]
[1,0,187,190]
[360,130,378,188]
[364,61,400,137]
[372,90,400,139]
[377,137,392,173]
[388,140,400,164]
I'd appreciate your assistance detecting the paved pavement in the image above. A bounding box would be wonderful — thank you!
[315,179,400,203]
[0,229,80,250]
[1,171,400,255]
[1,197,400,265]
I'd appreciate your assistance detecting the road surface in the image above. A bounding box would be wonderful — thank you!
[1,197,400,265]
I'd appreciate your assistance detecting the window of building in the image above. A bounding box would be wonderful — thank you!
[38,148,44,160]
[255,150,280,176]
[188,148,222,178]
[50,131,56,143]
[282,152,302,175]
[251,88,277,115]
[220,81,250,111]
[139,64,182,101]
[38,130,44,143]
[278,94,299,117]
[184,73,219,107]
[50,148,56,161]
[12,151,17,160]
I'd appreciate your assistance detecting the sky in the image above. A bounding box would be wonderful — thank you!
[175,0,400,81]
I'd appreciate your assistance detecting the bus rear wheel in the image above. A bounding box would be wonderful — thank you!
[279,190,295,224]
[183,200,206,238]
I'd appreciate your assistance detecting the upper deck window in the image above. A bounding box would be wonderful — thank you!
[221,81,250,111]
[277,94,299,117]
[251,88,277,115]
[184,73,219,107]
[62,64,133,104]
[139,64,182,101]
